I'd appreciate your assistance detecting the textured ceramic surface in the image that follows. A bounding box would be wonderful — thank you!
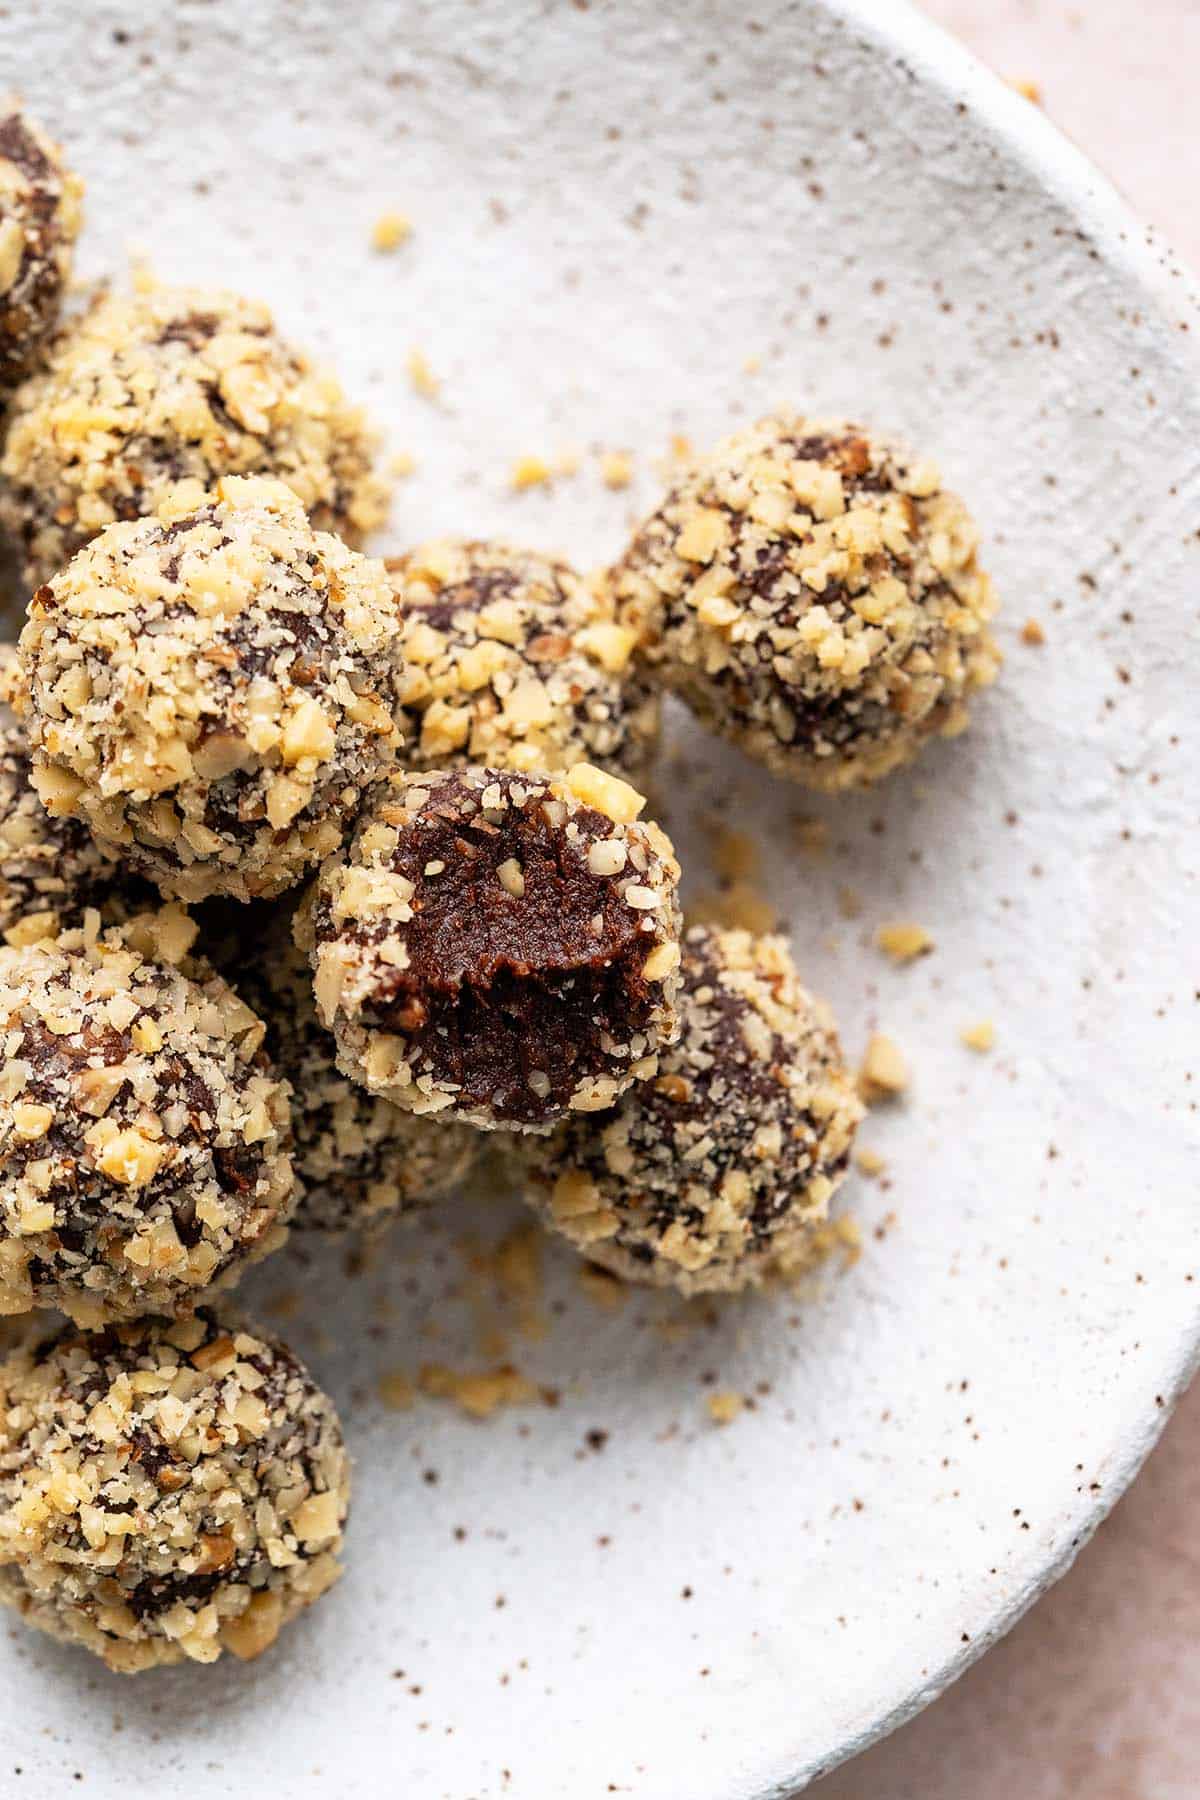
[3,2,1199,1796]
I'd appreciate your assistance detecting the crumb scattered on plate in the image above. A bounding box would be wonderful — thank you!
[418,1362,542,1420]
[510,454,552,490]
[599,450,633,489]
[876,921,934,963]
[371,212,412,252]
[406,347,439,398]
[858,1033,909,1102]
[707,1390,744,1425]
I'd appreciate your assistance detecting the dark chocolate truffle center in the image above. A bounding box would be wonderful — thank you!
[365,797,654,1124]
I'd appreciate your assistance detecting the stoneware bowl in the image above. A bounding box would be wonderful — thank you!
[3,1,1198,1794]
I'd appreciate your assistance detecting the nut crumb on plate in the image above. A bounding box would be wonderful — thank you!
[511,455,552,491]
[858,1033,909,1102]
[876,921,934,963]
[371,211,411,252]
[707,1390,744,1425]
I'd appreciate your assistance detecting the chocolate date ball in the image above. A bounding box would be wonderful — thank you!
[612,414,1000,790]
[0,282,386,591]
[239,934,481,1232]
[515,925,862,1293]
[17,476,404,903]
[0,644,131,946]
[0,909,294,1325]
[0,104,82,388]
[303,763,683,1132]
[0,1306,349,1671]
[391,539,659,778]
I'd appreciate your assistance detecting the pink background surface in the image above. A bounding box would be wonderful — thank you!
[816,5,1199,1796]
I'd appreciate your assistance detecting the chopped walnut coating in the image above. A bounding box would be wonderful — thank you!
[0,913,294,1324]
[303,763,682,1131]
[512,925,862,1293]
[0,282,387,591]
[237,934,480,1232]
[0,644,136,946]
[0,105,82,388]
[389,540,659,779]
[612,414,1000,790]
[17,477,404,902]
[0,1306,348,1671]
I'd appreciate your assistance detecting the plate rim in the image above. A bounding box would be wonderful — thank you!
[771,1,1200,1787]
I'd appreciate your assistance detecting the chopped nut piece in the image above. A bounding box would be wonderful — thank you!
[371,211,412,252]
[418,1361,541,1420]
[858,1033,909,1101]
[876,922,934,963]
[706,1390,744,1425]
[11,1103,53,1141]
[496,857,525,898]
[961,1019,995,1052]
[688,882,779,935]
[599,449,633,490]
[1021,618,1046,646]
[511,455,552,490]
[406,347,440,398]
[565,762,645,824]
[95,1127,165,1190]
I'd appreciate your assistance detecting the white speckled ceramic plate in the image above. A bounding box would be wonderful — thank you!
[2,1,1198,1794]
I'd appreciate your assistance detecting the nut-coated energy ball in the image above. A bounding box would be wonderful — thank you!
[0,644,132,946]
[238,934,481,1232]
[0,1307,349,1671]
[0,910,294,1324]
[0,104,82,388]
[0,282,386,591]
[303,763,683,1132]
[17,476,404,902]
[515,925,862,1292]
[612,414,1000,789]
[390,539,659,778]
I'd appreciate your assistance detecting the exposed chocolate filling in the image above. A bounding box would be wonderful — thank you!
[362,793,654,1124]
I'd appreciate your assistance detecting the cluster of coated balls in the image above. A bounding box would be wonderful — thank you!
[0,102,1001,1673]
